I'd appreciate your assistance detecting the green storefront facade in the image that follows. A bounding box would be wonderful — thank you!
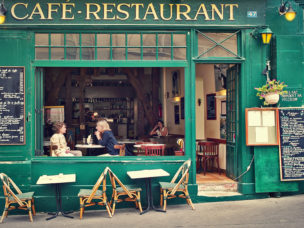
[0,0,304,212]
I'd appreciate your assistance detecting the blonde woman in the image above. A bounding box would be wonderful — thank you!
[95,119,119,156]
[50,122,82,157]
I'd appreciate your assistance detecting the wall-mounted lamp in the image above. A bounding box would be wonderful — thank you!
[251,27,273,45]
[279,1,297,21]
[0,1,7,25]
[197,98,201,106]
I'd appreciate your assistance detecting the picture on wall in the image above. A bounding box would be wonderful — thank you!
[206,93,216,120]
[172,71,180,97]
[214,64,229,91]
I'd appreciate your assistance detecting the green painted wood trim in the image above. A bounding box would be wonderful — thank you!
[254,147,299,193]
[32,60,188,67]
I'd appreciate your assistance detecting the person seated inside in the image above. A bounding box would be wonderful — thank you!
[50,122,82,157]
[150,120,168,136]
[95,119,134,156]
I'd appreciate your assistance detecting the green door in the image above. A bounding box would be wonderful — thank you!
[226,65,239,179]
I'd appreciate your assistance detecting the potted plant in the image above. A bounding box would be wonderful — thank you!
[255,79,288,105]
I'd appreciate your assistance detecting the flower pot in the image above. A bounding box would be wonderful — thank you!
[265,93,280,105]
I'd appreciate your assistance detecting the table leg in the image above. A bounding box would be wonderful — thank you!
[140,178,166,215]
[46,184,74,220]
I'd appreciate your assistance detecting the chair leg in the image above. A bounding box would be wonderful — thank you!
[160,188,163,207]
[0,205,8,223]
[31,198,36,216]
[184,190,195,210]
[217,157,220,175]
[79,198,84,219]
[163,190,167,211]
[137,192,143,213]
[27,201,33,222]
[105,202,112,218]
[203,158,207,175]
[111,194,117,216]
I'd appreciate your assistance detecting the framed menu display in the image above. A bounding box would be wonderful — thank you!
[245,108,279,146]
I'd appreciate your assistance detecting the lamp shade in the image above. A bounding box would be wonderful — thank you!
[285,7,296,21]
[0,3,7,25]
[259,27,273,44]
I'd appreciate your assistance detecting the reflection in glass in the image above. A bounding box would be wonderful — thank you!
[97,34,110,47]
[158,48,171,60]
[51,48,64,60]
[66,34,79,46]
[66,48,79,60]
[35,48,49,59]
[127,34,140,47]
[173,48,186,60]
[143,48,156,60]
[82,34,95,47]
[51,34,64,46]
[35,34,49,46]
[143,34,156,46]
[82,47,95,60]
[112,34,125,47]
[158,34,171,47]
[173,34,186,47]
[198,33,238,57]
[112,48,125,60]
[97,48,110,60]
[127,48,141,60]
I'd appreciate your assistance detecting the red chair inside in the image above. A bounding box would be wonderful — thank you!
[197,141,220,175]
[142,145,165,156]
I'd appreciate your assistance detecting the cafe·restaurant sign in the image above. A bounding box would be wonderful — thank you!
[4,0,266,26]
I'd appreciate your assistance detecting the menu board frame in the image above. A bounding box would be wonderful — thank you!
[0,66,25,145]
[245,108,279,146]
[278,107,304,181]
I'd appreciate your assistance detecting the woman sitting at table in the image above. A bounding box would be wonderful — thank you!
[150,120,168,136]
[50,122,82,157]
[95,119,134,156]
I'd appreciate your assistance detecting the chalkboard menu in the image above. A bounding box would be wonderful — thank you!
[279,108,304,181]
[0,67,25,145]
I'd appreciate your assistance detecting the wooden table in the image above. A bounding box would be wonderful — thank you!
[36,174,76,220]
[75,144,104,149]
[127,169,169,214]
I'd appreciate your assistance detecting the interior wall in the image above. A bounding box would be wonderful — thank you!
[162,67,185,135]
[196,64,226,170]
[195,66,205,140]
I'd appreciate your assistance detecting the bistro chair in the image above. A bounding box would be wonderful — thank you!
[159,159,195,211]
[134,141,156,156]
[142,144,165,156]
[108,168,143,216]
[197,141,220,175]
[114,144,126,156]
[0,173,36,223]
[78,167,112,219]
[49,143,58,157]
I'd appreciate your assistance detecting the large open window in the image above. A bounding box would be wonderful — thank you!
[35,67,186,157]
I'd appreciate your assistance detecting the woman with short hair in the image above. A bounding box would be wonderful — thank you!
[50,122,82,157]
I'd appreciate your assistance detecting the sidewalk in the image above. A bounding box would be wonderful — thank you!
[1,194,304,228]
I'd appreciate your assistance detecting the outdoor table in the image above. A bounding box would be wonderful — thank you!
[127,169,170,214]
[36,174,76,220]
